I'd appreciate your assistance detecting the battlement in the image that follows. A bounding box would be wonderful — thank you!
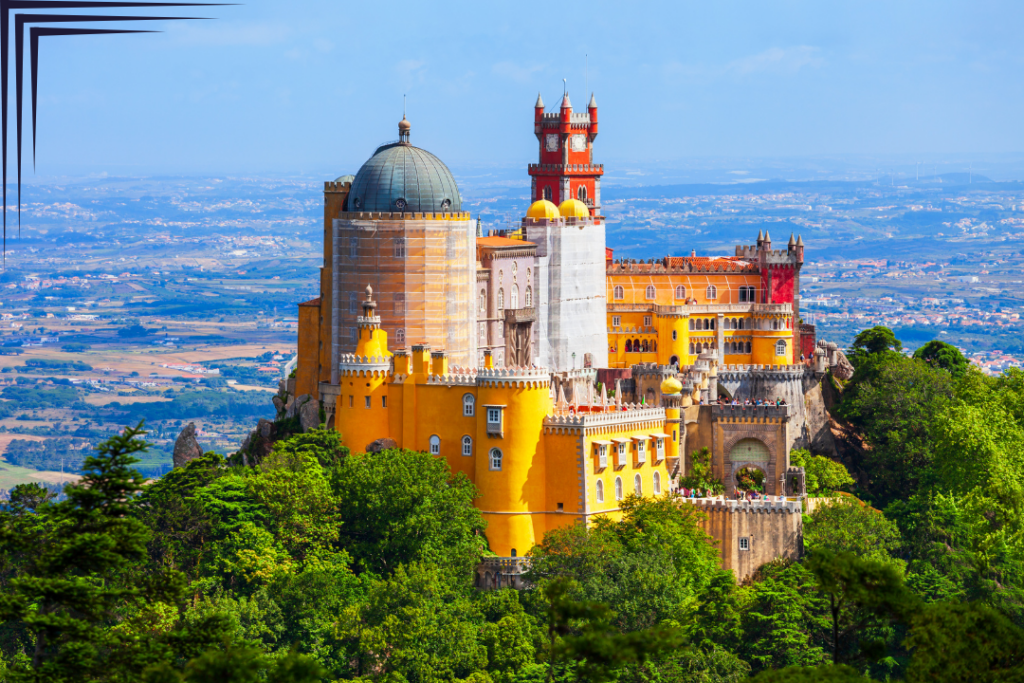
[336,354,393,374]
[337,211,472,221]
[476,365,551,388]
[324,181,352,192]
[717,363,807,378]
[527,163,604,174]
[733,244,802,263]
[711,403,791,420]
[543,405,665,429]
[680,497,802,514]
[426,365,478,386]
[608,257,756,274]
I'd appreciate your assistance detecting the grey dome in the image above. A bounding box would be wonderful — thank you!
[348,142,462,214]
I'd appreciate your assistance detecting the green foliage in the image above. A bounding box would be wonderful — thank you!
[912,340,969,378]
[2,436,91,471]
[851,326,902,358]
[804,498,902,568]
[679,447,724,494]
[0,383,82,408]
[790,449,854,496]
[748,664,878,682]
[332,448,487,578]
[117,319,151,338]
[22,358,93,371]
[61,342,91,353]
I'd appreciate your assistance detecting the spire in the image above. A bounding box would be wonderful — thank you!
[561,92,572,109]
[796,234,804,246]
[764,230,772,245]
[476,217,482,238]
[588,92,597,108]
[398,115,411,144]
[788,232,796,247]
[756,229,764,243]
[535,92,544,108]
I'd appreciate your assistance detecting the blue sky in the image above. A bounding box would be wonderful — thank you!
[17,0,1024,177]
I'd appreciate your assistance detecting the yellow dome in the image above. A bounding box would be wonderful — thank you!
[660,376,683,395]
[558,198,590,218]
[526,199,560,219]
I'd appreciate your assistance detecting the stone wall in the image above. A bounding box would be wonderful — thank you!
[683,498,803,583]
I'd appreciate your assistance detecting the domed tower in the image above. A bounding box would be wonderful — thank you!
[330,118,476,375]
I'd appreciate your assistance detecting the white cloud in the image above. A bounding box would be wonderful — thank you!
[491,61,546,83]
[727,46,822,75]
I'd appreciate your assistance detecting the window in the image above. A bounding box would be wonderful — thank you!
[645,285,656,300]
[382,396,387,408]
[490,448,503,471]
[739,286,748,302]
[396,329,406,345]
[463,394,475,416]
[653,471,661,495]
[394,292,405,315]
[349,292,358,314]
[674,285,685,299]
[738,318,744,330]
[479,290,486,315]
[613,285,624,300]
[643,315,652,327]
[775,339,788,356]
[543,186,552,201]
[525,286,532,307]
[365,396,371,408]
[487,407,501,424]
[636,439,646,464]
[689,342,695,354]
[672,330,677,340]
[511,286,519,309]
[429,435,440,455]
[634,474,642,495]
[612,315,621,327]
[349,237,358,259]
[655,438,664,461]
[617,442,627,468]
[689,319,695,331]
[349,395,353,408]
[739,537,750,551]
[350,328,357,345]
[596,479,604,503]
[462,435,473,456]
[577,184,587,202]
[498,288,504,311]
[393,237,406,258]
[512,261,518,275]
[706,285,717,299]
[746,341,752,353]
[596,444,608,468]
[615,477,623,501]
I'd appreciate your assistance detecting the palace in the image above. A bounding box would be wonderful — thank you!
[293,94,834,583]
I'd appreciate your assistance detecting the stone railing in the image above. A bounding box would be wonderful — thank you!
[711,403,791,420]
[680,497,802,514]
[477,366,550,388]
[544,405,665,428]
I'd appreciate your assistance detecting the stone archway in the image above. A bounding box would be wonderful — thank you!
[728,437,772,495]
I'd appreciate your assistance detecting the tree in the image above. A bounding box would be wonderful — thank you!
[805,551,912,667]
[748,664,878,682]
[913,340,969,378]
[804,498,902,567]
[838,355,953,505]
[851,326,901,357]
[0,424,232,681]
[332,448,487,578]
[789,450,854,496]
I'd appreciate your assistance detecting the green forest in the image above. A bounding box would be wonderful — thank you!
[0,327,1022,682]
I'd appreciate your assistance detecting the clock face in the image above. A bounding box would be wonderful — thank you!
[545,134,559,152]
[570,134,587,152]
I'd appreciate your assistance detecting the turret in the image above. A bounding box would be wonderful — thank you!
[756,229,764,247]
[588,93,598,139]
[795,235,804,263]
[763,231,772,250]
[560,93,572,136]
[660,376,683,465]
[534,93,544,126]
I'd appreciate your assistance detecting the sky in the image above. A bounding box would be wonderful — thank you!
[15,0,1024,179]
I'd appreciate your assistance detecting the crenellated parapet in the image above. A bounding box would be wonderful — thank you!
[680,497,802,514]
[476,366,551,388]
[426,365,479,386]
[711,403,791,421]
[543,405,666,436]
[337,210,472,221]
[336,354,393,375]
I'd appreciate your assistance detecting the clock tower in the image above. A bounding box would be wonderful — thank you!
[529,92,603,219]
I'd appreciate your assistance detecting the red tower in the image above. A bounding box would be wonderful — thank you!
[529,92,603,220]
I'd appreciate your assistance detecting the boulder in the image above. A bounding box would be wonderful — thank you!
[365,437,397,453]
[172,422,203,469]
[285,394,310,419]
[832,350,855,381]
[258,418,273,439]
[298,398,321,432]
[272,395,285,416]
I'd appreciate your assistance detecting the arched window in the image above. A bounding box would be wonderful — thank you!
[675,285,686,299]
[429,435,440,455]
[689,319,695,331]
[489,448,503,471]
[463,394,475,416]
[577,185,588,202]
[738,318,744,330]
[525,286,532,307]
[462,435,473,457]
[689,342,695,354]
[745,341,752,354]
[625,339,633,353]
[596,479,604,503]
[543,186,552,201]
[393,237,406,259]
[645,285,656,300]
[633,338,641,351]
[641,340,648,353]
[710,318,716,330]
[634,474,642,495]
[703,319,710,331]
[615,477,623,501]
[396,329,406,345]
[706,285,717,299]
[349,237,358,259]
[394,293,405,315]
[497,288,504,311]
[613,285,624,300]
[653,471,661,495]
[511,286,519,309]
[776,339,788,356]
[650,340,657,352]
[479,290,486,315]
